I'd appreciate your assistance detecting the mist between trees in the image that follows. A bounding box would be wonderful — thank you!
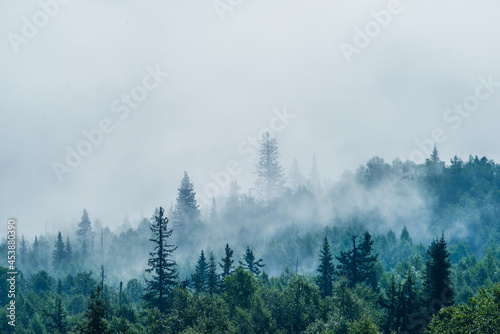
[2,135,500,332]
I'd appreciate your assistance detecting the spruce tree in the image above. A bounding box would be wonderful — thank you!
[316,236,334,298]
[336,236,362,287]
[65,237,73,263]
[206,252,220,296]
[219,243,235,278]
[398,268,419,334]
[359,231,379,290]
[380,274,399,334]
[78,286,111,334]
[192,250,207,294]
[209,196,218,224]
[307,153,321,194]
[19,235,28,269]
[144,207,178,313]
[424,233,454,316]
[77,209,93,254]
[52,231,66,270]
[239,246,265,276]
[254,132,286,201]
[288,158,306,191]
[43,297,69,334]
[173,172,200,241]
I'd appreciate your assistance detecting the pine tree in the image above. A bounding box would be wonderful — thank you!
[424,233,454,316]
[144,207,178,314]
[359,231,379,290]
[192,250,207,294]
[173,172,200,241]
[52,231,66,270]
[78,286,111,334]
[206,252,220,296]
[400,226,412,244]
[224,181,241,221]
[336,236,362,288]
[239,246,265,276]
[219,243,235,278]
[77,209,94,254]
[288,158,306,192]
[43,297,69,334]
[316,236,334,298]
[65,237,73,263]
[380,274,399,334]
[308,153,321,194]
[254,132,286,201]
[399,268,419,333]
[30,236,40,269]
[209,196,218,224]
[19,235,28,269]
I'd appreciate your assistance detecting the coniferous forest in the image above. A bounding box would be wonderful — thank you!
[2,136,500,333]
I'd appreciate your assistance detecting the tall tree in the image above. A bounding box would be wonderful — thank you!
[219,243,235,279]
[307,153,321,194]
[19,235,28,269]
[209,196,218,224]
[206,252,220,296]
[77,209,94,255]
[43,297,69,334]
[336,236,362,288]
[359,231,379,290]
[173,172,200,240]
[192,250,207,294]
[316,236,334,298]
[254,132,286,201]
[65,237,73,263]
[144,207,178,314]
[380,274,400,334]
[52,231,66,270]
[288,158,306,192]
[78,286,111,334]
[424,233,454,316]
[239,246,265,276]
[398,268,419,334]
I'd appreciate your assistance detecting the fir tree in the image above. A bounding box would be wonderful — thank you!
[380,274,399,334]
[52,231,66,270]
[219,243,235,279]
[308,153,321,194]
[192,250,207,294]
[78,286,111,334]
[65,237,73,263]
[254,132,286,201]
[77,209,94,254]
[209,196,218,224]
[43,297,69,334]
[144,207,178,314]
[239,246,265,276]
[359,231,379,290]
[173,172,200,241]
[316,236,334,298]
[400,226,412,244]
[206,252,220,296]
[288,158,306,192]
[398,268,419,333]
[19,235,28,269]
[336,236,362,288]
[424,233,454,316]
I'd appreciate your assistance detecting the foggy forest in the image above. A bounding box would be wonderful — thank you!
[2,0,500,333]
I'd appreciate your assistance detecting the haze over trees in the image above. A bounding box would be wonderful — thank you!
[1,137,500,332]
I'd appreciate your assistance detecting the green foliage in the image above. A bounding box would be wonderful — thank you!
[427,283,500,333]
[240,246,265,276]
[316,236,334,298]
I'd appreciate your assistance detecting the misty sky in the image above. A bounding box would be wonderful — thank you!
[1,0,499,237]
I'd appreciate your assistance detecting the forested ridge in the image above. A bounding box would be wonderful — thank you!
[2,138,500,333]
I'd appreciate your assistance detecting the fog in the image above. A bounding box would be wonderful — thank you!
[1,0,500,238]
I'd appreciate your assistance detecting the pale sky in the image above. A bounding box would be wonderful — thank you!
[1,0,499,237]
